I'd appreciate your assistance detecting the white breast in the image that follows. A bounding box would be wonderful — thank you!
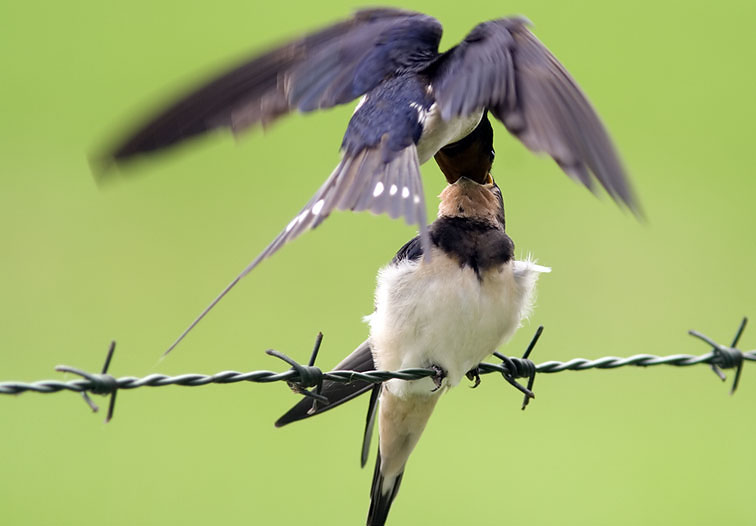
[365,250,549,399]
[414,105,485,164]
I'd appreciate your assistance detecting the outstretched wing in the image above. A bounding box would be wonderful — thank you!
[431,17,638,212]
[250,141,427,268]
[98,8,442,168]
[164,140,427,354]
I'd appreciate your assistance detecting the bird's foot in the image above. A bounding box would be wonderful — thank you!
[430,364,447,392]
[466,367,481,388]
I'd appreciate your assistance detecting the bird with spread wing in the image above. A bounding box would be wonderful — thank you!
[96,8,637,354]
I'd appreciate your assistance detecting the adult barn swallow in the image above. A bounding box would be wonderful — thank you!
[98,8,634,353]
[277,174,550,525]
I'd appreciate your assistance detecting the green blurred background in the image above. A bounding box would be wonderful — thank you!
[2,1,755,524]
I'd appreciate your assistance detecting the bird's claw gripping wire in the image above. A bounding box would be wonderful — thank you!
[267,332,328,412]
[466,367,482,388]
[55,341,119,422]
[429,365,447,392]
[492,325,544,410]
[688,317,748,395]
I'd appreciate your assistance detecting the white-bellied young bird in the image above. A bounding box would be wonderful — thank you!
[96,8,636,354]
[277,171,549,526]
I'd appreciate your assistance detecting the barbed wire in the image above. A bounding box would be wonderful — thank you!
[0,318,751,422]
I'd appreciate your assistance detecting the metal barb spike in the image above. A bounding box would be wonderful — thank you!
[307,333,325,413]
[266,334,328,407]
[54,341,119,422]
[728,318,747,395]
[491,326,543,410]
[521,326,543,410]
[688,318,747,395]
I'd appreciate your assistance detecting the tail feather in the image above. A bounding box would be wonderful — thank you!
[367,450,404,526]
[361,385,381,468]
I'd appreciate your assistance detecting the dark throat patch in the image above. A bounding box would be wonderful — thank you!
[431,217,514,278]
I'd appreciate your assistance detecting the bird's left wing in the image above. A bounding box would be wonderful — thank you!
[431,18,639,212]
[275,339,375,427]
[256,141,427,268]
[391,235,424,264]
[97,8,442,168]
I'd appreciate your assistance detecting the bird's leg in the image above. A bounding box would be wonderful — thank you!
[465,367,481,388]
[429,364,447,392]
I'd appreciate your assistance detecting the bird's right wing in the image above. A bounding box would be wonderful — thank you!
[97,8,442,168]
[431,17,639,213]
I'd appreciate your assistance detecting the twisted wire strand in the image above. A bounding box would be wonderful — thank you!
[534,350,756,373]
[2,350,753,396]
[1,318,750,419]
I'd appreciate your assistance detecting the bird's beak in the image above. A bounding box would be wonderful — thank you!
[453,173,492,186]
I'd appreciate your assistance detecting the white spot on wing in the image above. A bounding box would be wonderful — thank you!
[311,199,325,216]
[409,102,429,126]
[285,218,297,232]
[413,195,421,204]
[390,184,398,196]
[401,186,410,199]
[373,182,384,197]
[426,84,434,95]
[352,95,368,115]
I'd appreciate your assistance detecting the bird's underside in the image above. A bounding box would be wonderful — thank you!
[276,173,550,525]
[95,7,638,354]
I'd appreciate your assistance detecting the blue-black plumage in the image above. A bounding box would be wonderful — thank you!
[342,76,433,158]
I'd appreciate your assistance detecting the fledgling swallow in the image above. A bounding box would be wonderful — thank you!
[277,174,550,525]
[96,8,635,353]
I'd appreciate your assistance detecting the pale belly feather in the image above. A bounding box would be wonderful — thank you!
[366,250,540,399]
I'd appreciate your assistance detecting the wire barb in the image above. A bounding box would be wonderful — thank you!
[266,333,328,406]
[55,341,119,422]
[688,317,748,395]
[492,325,543,410]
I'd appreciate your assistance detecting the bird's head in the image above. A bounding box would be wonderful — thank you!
[433,112,494,186]
[437,174,506,228]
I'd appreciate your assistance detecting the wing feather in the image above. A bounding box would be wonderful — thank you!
[98,8,442,167]
[163,143,425,354]
[432,17,638,212]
